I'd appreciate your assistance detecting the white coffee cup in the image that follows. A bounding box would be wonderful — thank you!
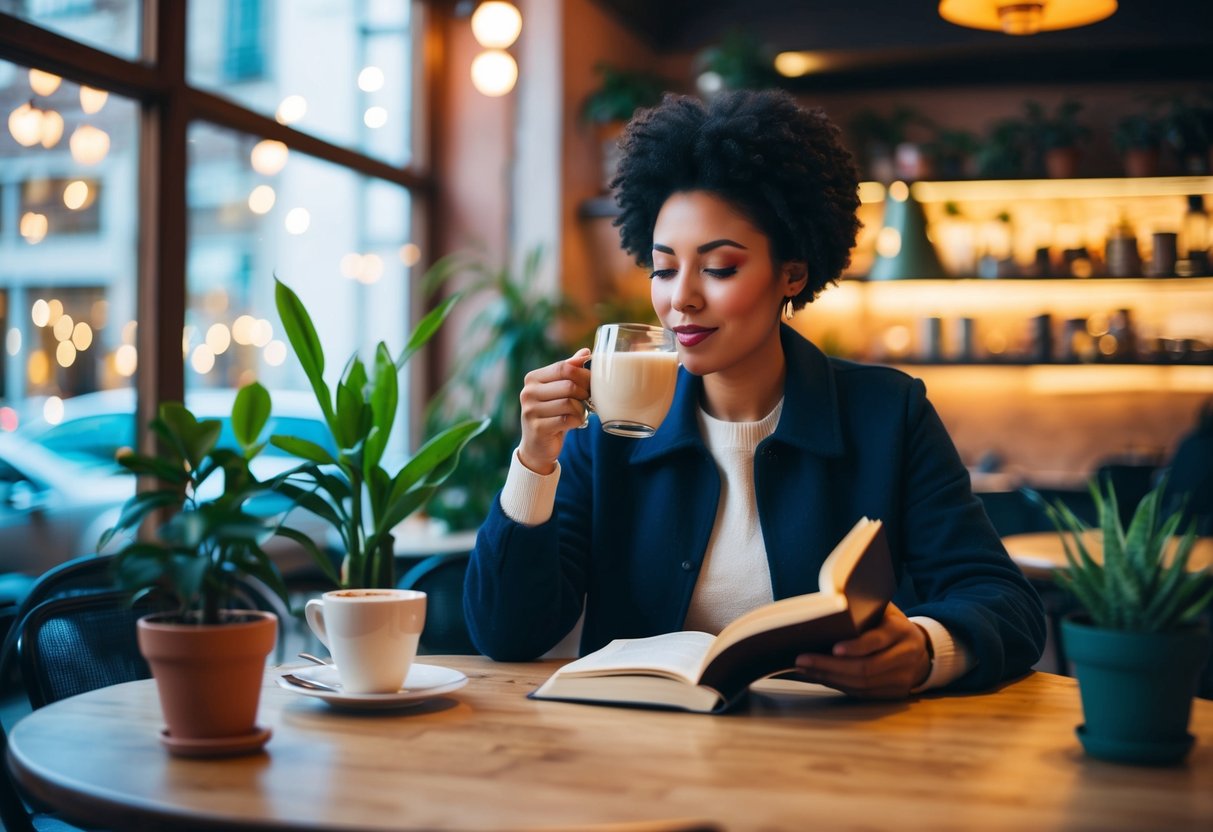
[583,323,679,438]
[304,589,427,694]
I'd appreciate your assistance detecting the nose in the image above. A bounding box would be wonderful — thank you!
[669,269,703,313]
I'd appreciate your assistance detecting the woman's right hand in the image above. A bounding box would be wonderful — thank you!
[517,348,592,475]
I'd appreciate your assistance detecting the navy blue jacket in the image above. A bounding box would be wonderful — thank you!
[465,326,1045,692]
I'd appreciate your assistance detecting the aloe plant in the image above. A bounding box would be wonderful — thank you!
[1031,478,1213,632]
[269,279,489,589]
[101,383,292,625]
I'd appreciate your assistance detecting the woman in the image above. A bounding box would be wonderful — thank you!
[465,90,1045,698]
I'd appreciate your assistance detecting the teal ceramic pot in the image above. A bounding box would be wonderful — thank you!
[1061,615,1210,765]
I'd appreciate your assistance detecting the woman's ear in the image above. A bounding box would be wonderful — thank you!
[782,260,809,299]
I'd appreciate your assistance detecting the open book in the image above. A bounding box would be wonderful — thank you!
[532,517,893,713]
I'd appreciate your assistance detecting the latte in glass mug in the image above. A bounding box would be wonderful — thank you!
[586,323,679,438]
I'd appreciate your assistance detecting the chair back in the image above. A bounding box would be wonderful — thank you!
[0,554,119,693]
[398,553,476,655]
[18,590,163,709]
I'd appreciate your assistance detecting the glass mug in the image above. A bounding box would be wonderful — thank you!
[581,323,679,438]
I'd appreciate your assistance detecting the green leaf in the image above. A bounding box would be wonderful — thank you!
[232,382,272,451]
[273,481,347,530]
[335,357,369,452]
[278,526,342,587]
[364,343,398,473]
[380,418,488,534]
[101,490,183,548]
[115,451,189,483]
[269,435,337,465]
[275,278,335,426]
[397,293,460,371]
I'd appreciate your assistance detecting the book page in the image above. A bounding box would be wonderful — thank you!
[554,632,716,685]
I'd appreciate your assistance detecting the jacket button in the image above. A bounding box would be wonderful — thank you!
[681,560,693,571]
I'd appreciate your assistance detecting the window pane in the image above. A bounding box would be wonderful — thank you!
[185,120,416,448]
[0,57,138,575]
[0,0,142,60]
[187,0,416,167]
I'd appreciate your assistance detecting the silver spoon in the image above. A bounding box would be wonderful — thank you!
[281,673,342,693]
[298,652,332,666]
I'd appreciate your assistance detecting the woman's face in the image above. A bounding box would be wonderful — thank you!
[650,190,804,378]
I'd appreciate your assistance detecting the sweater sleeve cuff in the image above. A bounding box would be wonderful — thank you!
[499,448,561,526]
[909,615,973,692]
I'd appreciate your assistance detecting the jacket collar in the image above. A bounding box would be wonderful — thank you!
[630,324,844,463]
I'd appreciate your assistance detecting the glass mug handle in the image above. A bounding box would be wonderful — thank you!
[577,357,593,429]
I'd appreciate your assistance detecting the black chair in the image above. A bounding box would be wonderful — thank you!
[0,556,118,696]
[398,552,476,655]
[17,591,163,710]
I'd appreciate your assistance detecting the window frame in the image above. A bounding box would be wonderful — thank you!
[0,1,438,455]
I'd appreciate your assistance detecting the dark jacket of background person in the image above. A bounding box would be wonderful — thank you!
[465,327,1046,692]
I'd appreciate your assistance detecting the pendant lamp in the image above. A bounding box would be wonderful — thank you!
[869,183,948,280]
[938,0,1116,35]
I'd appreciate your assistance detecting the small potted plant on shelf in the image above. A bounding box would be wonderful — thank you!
[101,383,293,756]
[581,62,669,192]
[1160,95,1213,176]
[1024,99,1090,179]
[1031,478,1213,765]
[1114,112,1163,178]
[925,126,980,180]
[269,279,488,590]
[848,107,929,183]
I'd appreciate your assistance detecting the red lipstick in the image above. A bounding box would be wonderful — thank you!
[673,325,716,347]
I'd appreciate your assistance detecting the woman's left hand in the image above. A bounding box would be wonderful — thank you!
[793,603,931,699]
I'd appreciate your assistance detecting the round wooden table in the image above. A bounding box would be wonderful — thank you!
[7,657,1213,831]
[1003,531,1213,579]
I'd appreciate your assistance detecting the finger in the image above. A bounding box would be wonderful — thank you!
[523,398,587,423]
[831,627,897,658]
[522,376,590,405]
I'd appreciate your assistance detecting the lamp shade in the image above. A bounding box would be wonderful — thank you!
[869,186,948,280]
[939,0,1116,35]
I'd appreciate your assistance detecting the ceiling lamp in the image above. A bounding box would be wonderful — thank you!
[471,1,522,49]
[938,0,1116,35]
[8,102,43,147]
[470,49,518,97]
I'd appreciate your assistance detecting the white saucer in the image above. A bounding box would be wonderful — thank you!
[277,663,468,710]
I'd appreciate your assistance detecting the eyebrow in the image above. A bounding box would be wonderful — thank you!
[652,239,749,255]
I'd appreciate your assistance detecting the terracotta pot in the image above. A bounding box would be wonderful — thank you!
[1122,147,1159,178]
[1045,146,1080,179]
[137,611,277,745]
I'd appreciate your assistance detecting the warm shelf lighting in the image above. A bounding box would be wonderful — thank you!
[471,1,522,49]
[471,49,518,97]
[938,0,1116,35]
[773,52,824,78]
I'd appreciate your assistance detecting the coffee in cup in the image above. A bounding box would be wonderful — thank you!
[584,323,678,438]
[304,589,426,694]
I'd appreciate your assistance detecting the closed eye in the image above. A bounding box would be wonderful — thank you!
[705,267,737,277]
[649,268,677,280]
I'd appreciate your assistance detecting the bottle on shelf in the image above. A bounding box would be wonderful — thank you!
[1105,217,1141,277]
[1177,195,1210,277]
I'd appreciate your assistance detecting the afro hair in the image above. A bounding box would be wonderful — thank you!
[611,89,861,308]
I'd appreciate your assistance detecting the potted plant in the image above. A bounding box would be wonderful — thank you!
[694,28,779,98]
[977,115,1032,179]
[1033,478,1213,765]
[101,382,294,756]
[848,107,929,183]
[1025,99,1090,179]
[925,127,980,180]
[422,248,578,532]
[268,279,488,589]
[1160,95,1213,176]
[581,63,669,192]
[1114,112,1163,178]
